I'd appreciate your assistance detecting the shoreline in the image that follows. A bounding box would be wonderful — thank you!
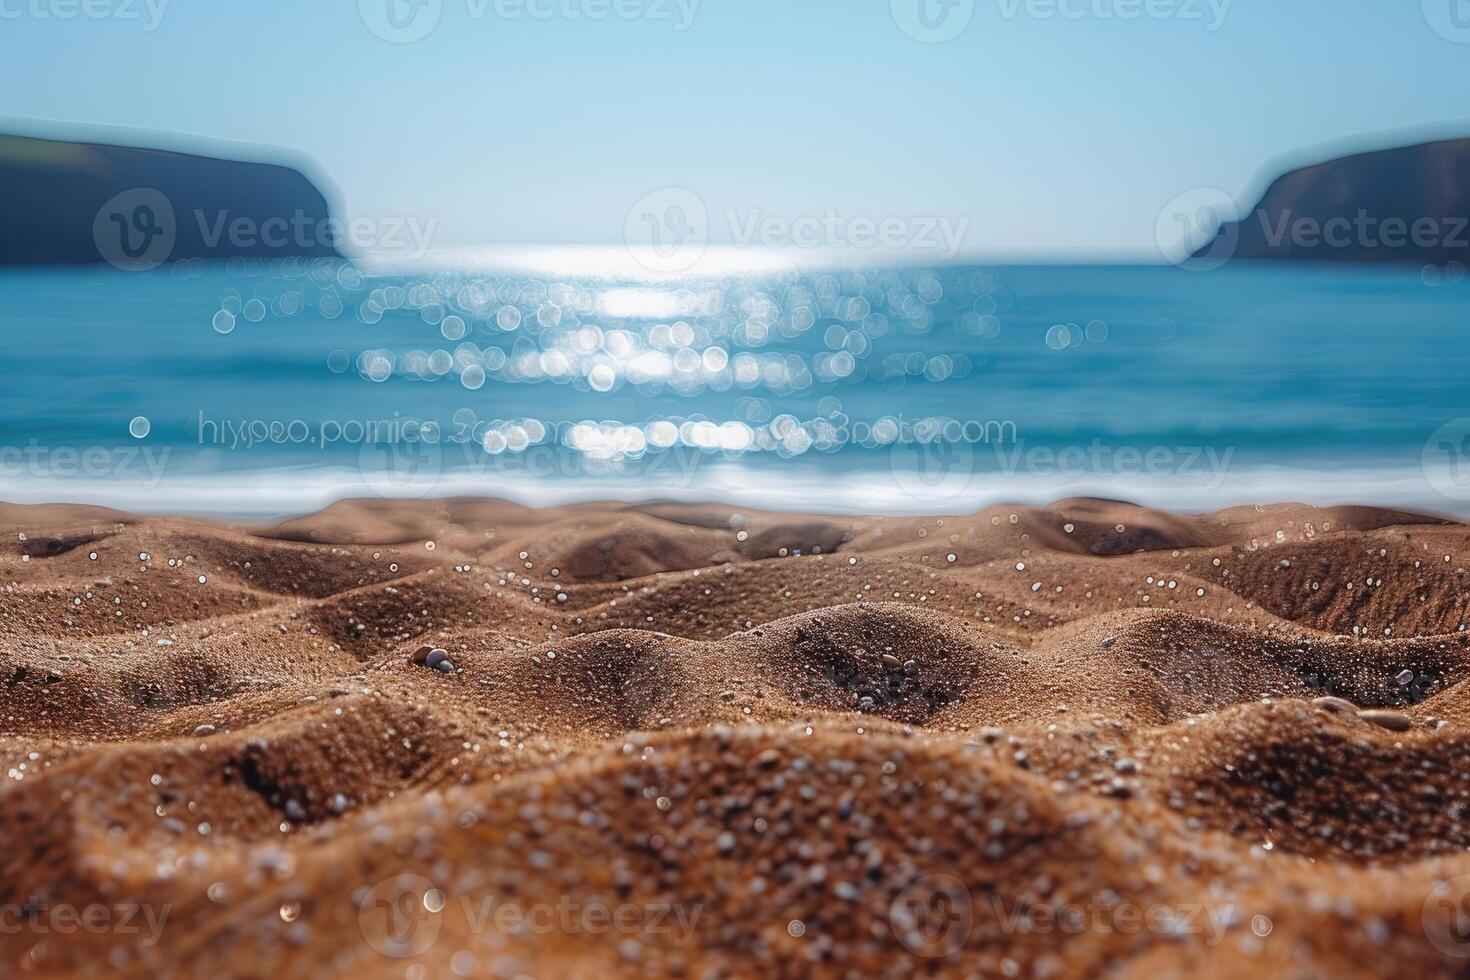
[0,457,1465,522]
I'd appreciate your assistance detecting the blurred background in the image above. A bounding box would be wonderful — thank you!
[1,1,1469,516]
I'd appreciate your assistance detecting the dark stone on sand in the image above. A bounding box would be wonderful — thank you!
[1312,696,1358,715]
[1358,709,1413,732]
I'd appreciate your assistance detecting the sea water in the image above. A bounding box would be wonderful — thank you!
[0,256,1467,518]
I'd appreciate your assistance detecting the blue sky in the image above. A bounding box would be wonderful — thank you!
[4,0,1470,258]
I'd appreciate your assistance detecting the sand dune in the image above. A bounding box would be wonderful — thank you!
[2,498,1469,977]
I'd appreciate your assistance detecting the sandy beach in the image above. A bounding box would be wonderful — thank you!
[2,496,1469,977]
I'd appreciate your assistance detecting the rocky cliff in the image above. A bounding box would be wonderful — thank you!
[0,133,339,267]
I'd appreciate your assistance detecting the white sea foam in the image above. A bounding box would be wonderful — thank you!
[1,459,1463,522]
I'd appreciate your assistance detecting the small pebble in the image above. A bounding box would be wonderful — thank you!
[1312,696,1357,715]
[1358,709,1412,732]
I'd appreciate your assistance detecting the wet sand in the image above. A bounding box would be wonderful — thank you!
[2,497,1469,977]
